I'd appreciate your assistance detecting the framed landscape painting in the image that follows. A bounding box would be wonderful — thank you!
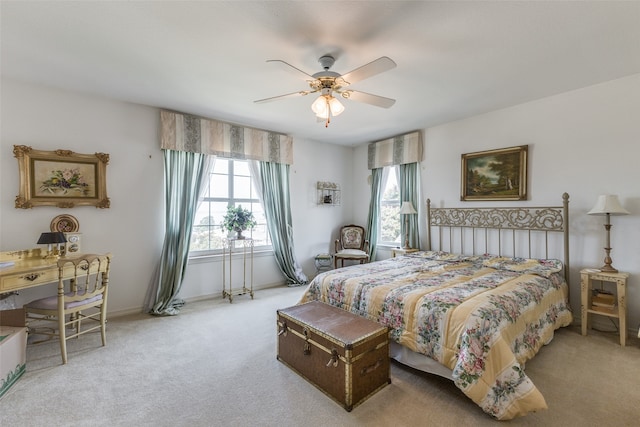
[461,145,528,201]
[14,145,110,208]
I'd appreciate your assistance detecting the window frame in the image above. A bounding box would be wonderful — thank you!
[189,159,272,257]
[378,165,402,247]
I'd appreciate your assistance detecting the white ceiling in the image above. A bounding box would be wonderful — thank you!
[2,1,640,146]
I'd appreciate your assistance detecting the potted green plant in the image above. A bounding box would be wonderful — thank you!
[222,205,256,239]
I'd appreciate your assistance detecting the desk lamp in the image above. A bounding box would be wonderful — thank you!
[37,232,67,259]
[587,195,629,273]
[400,201,417,249]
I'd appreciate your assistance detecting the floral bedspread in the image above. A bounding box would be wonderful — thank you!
[298,251,572,420]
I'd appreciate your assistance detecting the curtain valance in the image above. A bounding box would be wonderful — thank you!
[160,110,293,165]
[367,131,422,169]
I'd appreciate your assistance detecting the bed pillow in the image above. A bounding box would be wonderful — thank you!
[413,251,476,262]
[482,256,563,277]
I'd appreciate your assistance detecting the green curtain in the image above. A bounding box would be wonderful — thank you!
[258,161,308,286]
[366,168,384,261]
[145,150,210,315]
[399,162,420,249]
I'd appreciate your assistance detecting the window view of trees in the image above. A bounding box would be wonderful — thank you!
[190,159,270,253]
[379,167,401,244]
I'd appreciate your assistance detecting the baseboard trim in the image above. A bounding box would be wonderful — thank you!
[108,280,288,318]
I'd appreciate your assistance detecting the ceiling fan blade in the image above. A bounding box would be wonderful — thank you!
[254,90,312,104]
[340,56,396,85]
[266,59,315,80]
[343,90,396,108]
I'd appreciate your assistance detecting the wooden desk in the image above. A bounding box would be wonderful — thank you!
[0,248,77,293]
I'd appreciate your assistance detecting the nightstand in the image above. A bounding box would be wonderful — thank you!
[580,269,629,346]
[391,248,419,258]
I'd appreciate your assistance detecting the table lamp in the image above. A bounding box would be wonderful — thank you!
[587,195,629,273]
[37,232,67,259]
[400,201,417,249]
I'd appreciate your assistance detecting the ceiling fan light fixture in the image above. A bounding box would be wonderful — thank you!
[329,96,344,116]
[311,95,329,117]
[311,95,344,120]
[315,110,329,120]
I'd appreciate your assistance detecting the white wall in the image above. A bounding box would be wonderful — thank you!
[4,74,639,331]
[1,79,164,314]
[354,73,640,332]
[0,78,354,314]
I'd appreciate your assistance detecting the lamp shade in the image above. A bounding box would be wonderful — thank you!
[37,232,68,245]
[400,201,417,215]
[587,195,629,216]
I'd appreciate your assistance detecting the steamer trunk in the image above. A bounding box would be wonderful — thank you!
[277,301,390,411]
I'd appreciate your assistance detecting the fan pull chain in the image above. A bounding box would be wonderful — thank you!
[325,97,331,127]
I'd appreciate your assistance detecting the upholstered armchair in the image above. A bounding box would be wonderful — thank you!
[334,225,370,268]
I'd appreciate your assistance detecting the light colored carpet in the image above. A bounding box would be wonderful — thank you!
[1,286,639,426]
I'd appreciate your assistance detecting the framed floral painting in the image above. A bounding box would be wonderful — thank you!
[14,145,110,208]
[461,145,528,201]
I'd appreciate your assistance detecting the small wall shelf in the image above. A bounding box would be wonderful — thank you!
[317,181,340,206]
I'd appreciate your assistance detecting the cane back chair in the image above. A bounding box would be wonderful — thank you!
[24,253,112,364]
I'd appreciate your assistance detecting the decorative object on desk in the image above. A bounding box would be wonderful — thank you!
[50,214,80,232]
[13,145,110,209]
[587,194,629,273]
[0,261,16,270]
[60,233,82,257]
[461,145,528,201]
[400,201,417,249]
[222,205,256,240]
[37,232,67,259]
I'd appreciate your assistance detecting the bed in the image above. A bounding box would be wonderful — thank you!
[299,194,573,420]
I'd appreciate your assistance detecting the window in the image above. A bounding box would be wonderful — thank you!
[379,166,401,245]
[190,159,270,254]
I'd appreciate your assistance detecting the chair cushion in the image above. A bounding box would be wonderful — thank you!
[335,249,368,258]
[26,293,103,310]
[341,227,364,249]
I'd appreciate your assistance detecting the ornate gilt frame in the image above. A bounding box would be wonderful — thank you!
[461,145,528,201]
[14,145,110,209]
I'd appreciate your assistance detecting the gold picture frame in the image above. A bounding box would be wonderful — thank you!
[14,145,110,208]
[461,145,528,201]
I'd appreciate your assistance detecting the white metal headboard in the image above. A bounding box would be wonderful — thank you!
[426,193,570,285]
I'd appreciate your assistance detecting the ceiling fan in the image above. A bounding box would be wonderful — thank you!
[254,55,397,127]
